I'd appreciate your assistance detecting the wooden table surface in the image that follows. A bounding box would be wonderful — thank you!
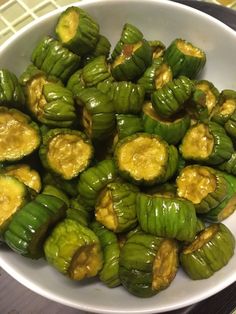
[1,1,236,313]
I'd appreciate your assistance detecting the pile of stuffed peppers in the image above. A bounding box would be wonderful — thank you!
[1,5,236,298]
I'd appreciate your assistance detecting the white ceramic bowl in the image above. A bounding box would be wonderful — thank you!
[1,0,236,313]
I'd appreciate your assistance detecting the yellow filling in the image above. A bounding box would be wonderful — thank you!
[69,244,103,280]
[183,224,218,254]
[47,134,92,180]
[181,123,214,159]
[57,10,79,43]
[27,76,47,118]
[143,102,182,124]
[152,239,178,291]
[196,83,216,114]
[113,42,142,68]
[0,111,39,161]
[177,166,216,204]
[155,64,172,89]
[118,136,167,181]
[0,176,25,227]
[4,164,41,193]
[219,99,236,116]
[95,189,118,231]
[177,39,204,58]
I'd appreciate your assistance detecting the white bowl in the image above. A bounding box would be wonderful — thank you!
[1,0,236,313]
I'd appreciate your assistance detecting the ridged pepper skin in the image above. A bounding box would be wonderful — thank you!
[82,34,111,65]
[187,80,219,121]
[114,133,179,186]
[137,57,172,94]
[136,193,197,242]
[42,184,70,207]
[142,102,190,145]
[164,38,206,79]
[151,76,194,118]
[111,39,152,82]
[180,223,235,280]
[116,114,144,139]
[180,121,234,165]
[111,23,143,61]
[119,231,179,297]
[39,128,93,180]
[67,195,93,227]
[31,36,80,82]
[4,194,67,259]
[200,171,236,222]
[0,106,41,162]
[212,90,236,141]
[0,69,25,109]
[176,165,230,214]
[97,80,145,114]
[95,181,139,233]
[218,152,236,176]
[91,221,121,287]
[76,87,116,140]
[24,73,77,127]
[44,218,103,280]
[42,171,78,197]
[77,159,118,206]
[55,6,99,56]
[66,69,85,98]
[81,55,111,87]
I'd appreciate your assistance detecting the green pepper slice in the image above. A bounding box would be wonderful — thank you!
[116,114,144,139]
[39,128,93,180]
[142,101,190,145]
[119,231,178,297]
[180,121,234,165]
[55,6,99,56]
[91,221,121,287]
[136,193,197,241]
[44,218,103,280]
[114,133,179,185]
[4,194,67,259]
[164,38,206,79]
[0,69,25,109]
[180,223,235,279]
[95,181,138,233]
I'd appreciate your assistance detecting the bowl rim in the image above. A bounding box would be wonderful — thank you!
[0,0,236,313]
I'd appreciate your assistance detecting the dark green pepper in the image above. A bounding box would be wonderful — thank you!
[137,57,172,94]
[136,193,197,241]
[95,181,139,233]
[116,114,144,139]
[4,194,67,259]
[31,36,80,82]
[77,159,118,206]
[142,101,190,145]
[180,223,235,279]
[97,80,145,114]
[0,69,25,109]
[91,221,121,287]
[180,121,234,165]
[151,75,194,118]
[44,218,103,280]
[164,38,206,79]
[119,231,178,297]
[55,6,99,56]
[67,195,93,227]
[76,87,116,140]
[82,34,111,65]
